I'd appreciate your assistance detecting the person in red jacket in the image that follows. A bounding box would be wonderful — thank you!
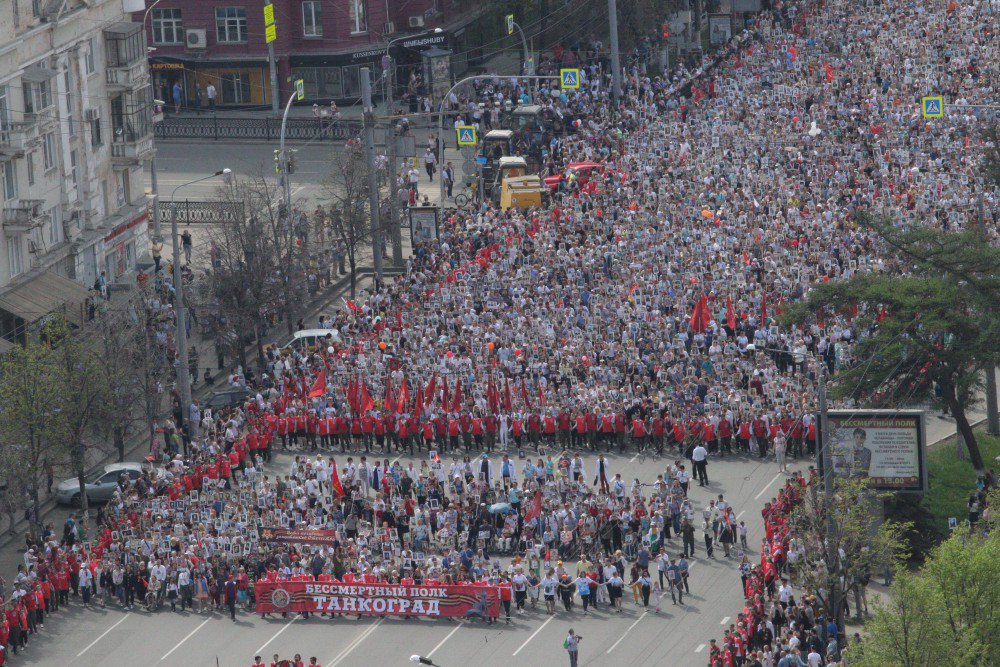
[543,413,557,449]
[573,413,588,451]
[718,416,733,456]
[557,410,571,448]
[484,414,498,453]
[651,414,665,454]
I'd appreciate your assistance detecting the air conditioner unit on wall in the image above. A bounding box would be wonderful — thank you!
[384,22,395,35]
[408,16,424,28]
[186,29,207,49]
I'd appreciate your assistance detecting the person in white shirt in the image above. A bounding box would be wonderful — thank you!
[691,444,709,486]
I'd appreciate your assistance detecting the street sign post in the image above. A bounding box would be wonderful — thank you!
[506,14,514,35]
[456,126,477,146]
[560,69,580,90]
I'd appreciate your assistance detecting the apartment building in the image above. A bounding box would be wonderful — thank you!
[0,0,153,348]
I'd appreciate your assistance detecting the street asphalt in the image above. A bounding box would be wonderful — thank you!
[14,450,793,667]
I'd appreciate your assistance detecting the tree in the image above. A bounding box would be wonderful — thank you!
[210,171,307,367]
[325,142,373,299]
[784,215,1000,472]
[0,332,71,534]
[86,283,165,462]
[46,318,112,515]
[787,477,907,631]
[853,528,999,667]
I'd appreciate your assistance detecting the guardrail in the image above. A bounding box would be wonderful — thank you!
[154,116,363,142]
[160,200,245,224]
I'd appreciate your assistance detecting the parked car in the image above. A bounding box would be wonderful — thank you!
[55,462,144,506]
[205,388,250,410]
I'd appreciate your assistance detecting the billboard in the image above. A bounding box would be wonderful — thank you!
[818,410,927,493]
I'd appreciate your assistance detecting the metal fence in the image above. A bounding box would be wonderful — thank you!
[160,200,245,224]
[154,116,363,142]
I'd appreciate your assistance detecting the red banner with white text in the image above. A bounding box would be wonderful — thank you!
[254,580,501,618]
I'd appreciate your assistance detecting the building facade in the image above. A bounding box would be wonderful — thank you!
[136,0,488,108]
[0,0,153,347]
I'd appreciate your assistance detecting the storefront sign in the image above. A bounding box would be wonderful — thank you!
[104,211,149,243]
[255,581,500,618]
[400,32,448,50]
[151,63,185,70]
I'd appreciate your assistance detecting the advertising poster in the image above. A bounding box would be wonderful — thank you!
[820,410,927,492]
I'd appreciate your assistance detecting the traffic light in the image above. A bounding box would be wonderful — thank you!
[288,150,297,174]
[662,23,669,38]
[274,149,280,174]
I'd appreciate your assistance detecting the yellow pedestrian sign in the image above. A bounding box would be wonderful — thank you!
[456,125,477,146]
[921,96,944,118]
[265,24,277,44]
[263,3,274,26]
[560,69,580,90]
[506,14,514,35]
[295,79,305,101]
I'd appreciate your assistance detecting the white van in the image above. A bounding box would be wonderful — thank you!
[282,328,341,351]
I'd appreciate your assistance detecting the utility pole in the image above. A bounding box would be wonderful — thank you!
[383,56,402,267]
[265,1,280,115]
[170,203,191,450]
[607,0,622,101]
[361,67,384,280]
[817,361,843,629]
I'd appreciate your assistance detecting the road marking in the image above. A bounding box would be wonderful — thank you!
[428,621,463,658]
[736,510,745,520]
[254,616,299,656]
[77,613,131,657]
[512,615,553,656]
[630,452,640,462]
[754,472,783,500]
[695,644,706,653]
[328,618,383,666]
[160,617,211,661]
[606,610,648,654]
[720,616,730,625]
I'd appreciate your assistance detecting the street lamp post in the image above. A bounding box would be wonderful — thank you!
[169,169,230,453]
[382,29,441,267]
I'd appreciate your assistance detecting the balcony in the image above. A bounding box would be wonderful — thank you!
[0,121,42,158]
[106,60,150,92]
[2,200,48,233]
[111,134,154,165]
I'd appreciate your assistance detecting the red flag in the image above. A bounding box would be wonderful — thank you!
[452,379,462,413]
[503,377,513,411]
[761,296,768,323]
[343,298,361,312]
[726,295,737,330]
[689,295,710,333]
[441,376,450,410]
[520,378,531,409]
[308,371,326,399]
[330,458,346,498]
[523,490,543,523]
[396,377,410,413]
[361,381,375,412]
[425,374,437,406]
[384,375,394,411]
[413,385,424,418]
[537,385,545,408]
[487,375,499,413]
[346,376,358,412]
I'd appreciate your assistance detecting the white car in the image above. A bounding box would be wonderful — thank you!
[282,328,341,351]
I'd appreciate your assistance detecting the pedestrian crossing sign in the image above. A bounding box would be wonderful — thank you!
[456,125,477,146]
[295,79,305,101]
[560,69,580,90]
[506,14,514,35]
[922,96,944,118]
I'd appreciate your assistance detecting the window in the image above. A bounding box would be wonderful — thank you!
[302,1,322,36]
[7,237,23,278]
[215,7,248,43]
[70,150,79,195]
[48,205,63,245]
[152,8,183,44]
[64,71,74,136]
[42,131,56,171]
[0,85,9,137]
[90,108,102,146]
[23,80,52,114]
[1,161,16,202]
[85,38,96,75]
[26,152,34,186]
[349,0,367,33]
